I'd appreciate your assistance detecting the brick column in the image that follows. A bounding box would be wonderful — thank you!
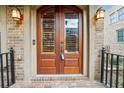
[94,19,104,80]
[7,6,24,81]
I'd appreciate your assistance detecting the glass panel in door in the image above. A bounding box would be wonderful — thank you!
[64,10,79,53]
[41,8,55,53]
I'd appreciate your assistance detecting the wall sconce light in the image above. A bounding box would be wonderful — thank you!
[95,7,105,20]
[12,7,23,23]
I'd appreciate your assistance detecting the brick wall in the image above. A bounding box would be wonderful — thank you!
[7,6,24,81]
[104,6,124,55]
[94,5,124,80]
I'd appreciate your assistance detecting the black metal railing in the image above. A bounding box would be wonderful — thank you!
[0,48,15,88]
[101,47,124,88]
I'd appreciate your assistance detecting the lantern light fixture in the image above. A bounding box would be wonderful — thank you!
[96,7,105,20]
[12,7,23,22]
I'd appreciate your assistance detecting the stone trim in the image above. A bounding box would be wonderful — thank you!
[0,6,7,53]
[30,6,37,75]
[89,6,95,81]
[83,6,89,76]
[24,6,32,82]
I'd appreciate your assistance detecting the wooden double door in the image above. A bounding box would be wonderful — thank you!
[37,6,83,74]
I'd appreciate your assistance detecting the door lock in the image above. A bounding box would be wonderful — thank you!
[33,40,35,45]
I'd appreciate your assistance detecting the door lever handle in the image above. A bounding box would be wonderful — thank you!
[60,53,64,61]
[60,42,64,61]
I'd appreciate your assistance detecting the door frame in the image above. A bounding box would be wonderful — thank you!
[36,6,83,74]
[24,5,91,81]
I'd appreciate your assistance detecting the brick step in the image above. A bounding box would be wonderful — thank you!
[10,75,105,88]
[10,78,104,88]
[30,74,88,82]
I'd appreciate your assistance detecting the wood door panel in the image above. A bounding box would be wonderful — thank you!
[65,59,79,67]
[64,67,80,74]
[64,54,80,58]
[39,67,56,74]
[40,54,56,59]
[39,59,56,67]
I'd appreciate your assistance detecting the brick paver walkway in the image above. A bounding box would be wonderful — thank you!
[10,75,104,88]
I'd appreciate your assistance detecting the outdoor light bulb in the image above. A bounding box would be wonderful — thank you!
[100,11,104,18]
[17,11,21,19]
[96,12,100,19]
[12,8,21,21]
[96,7,105,20]
[12,9,17,18]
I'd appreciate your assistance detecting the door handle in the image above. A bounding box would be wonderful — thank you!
[60,53,64,61]
[60,42,64,61]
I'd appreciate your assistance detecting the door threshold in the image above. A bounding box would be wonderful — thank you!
[32,74,84,77]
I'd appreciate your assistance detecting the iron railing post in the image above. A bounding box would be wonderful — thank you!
[6,53,9,87]
[110,54,113,88]
[101,47,105,83]
[116,55,119,88]
[100,49,124,88]
[10,47,15,84]
[0,48,15,88]
[0,54,4,88]
[105,53,109,86]
[123,57,124,88]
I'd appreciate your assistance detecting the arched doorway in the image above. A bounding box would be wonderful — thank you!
[37,6,83,74]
